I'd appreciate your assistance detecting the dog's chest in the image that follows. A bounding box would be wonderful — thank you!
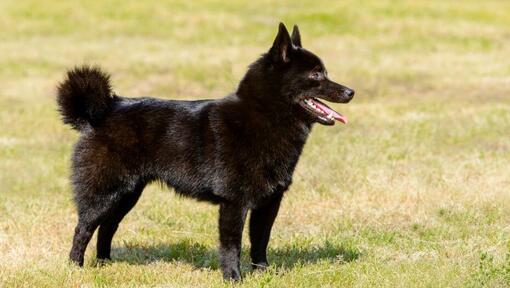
[250,127,309,198]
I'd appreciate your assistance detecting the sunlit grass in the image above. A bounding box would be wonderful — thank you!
[1,0,510,287]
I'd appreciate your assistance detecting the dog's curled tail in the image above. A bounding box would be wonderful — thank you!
[57,65,115,131]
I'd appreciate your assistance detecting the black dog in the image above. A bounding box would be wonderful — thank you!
[57,23,354,280]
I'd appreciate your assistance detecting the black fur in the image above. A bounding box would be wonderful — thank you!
[57,66,114,130]
[57,23,354,281]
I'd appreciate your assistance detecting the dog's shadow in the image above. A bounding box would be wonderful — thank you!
[109,239,360,271]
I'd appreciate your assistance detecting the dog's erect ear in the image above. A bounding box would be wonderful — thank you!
[291,25,302,48]
[270,23,292,63]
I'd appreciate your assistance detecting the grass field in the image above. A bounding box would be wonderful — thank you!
[1,0,510,287]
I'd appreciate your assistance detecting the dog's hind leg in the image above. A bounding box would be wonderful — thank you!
[249,190,284,270]
[96,181,146,260]
[69,185,130,266]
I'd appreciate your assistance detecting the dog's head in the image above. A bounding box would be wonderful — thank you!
[239,23,354,126]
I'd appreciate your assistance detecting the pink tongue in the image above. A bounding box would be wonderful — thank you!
[311,99,348,124]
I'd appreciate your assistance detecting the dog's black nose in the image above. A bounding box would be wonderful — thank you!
[343,89,354,101]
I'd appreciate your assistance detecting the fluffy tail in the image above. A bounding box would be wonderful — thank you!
[57,65,115,131]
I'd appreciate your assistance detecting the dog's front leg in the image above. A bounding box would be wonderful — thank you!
[218,202,247,281]
[249,191,284,270]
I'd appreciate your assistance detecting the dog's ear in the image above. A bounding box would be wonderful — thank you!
[270,22,292,63]
[291,25,302,48]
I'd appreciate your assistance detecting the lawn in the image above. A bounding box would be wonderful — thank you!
[1,0,510,287]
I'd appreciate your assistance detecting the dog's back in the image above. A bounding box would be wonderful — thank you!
[58,67,226,202]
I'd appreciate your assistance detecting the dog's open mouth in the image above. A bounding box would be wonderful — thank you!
[299,98,348,125]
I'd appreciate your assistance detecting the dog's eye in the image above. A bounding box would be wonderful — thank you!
[310,71,323,80]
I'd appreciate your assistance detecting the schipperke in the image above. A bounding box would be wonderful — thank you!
[57,23,354,280]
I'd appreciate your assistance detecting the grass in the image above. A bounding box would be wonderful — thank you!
[1,0,510,287]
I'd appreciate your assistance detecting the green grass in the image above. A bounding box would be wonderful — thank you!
[1,0,510,287]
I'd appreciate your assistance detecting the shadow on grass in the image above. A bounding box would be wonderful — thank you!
[109,239,360,271]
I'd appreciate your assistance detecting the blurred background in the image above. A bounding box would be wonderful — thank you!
[1,1,509,287]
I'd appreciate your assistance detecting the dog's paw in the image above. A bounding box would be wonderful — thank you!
[222,268,242,281]
[251,262,269,271]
